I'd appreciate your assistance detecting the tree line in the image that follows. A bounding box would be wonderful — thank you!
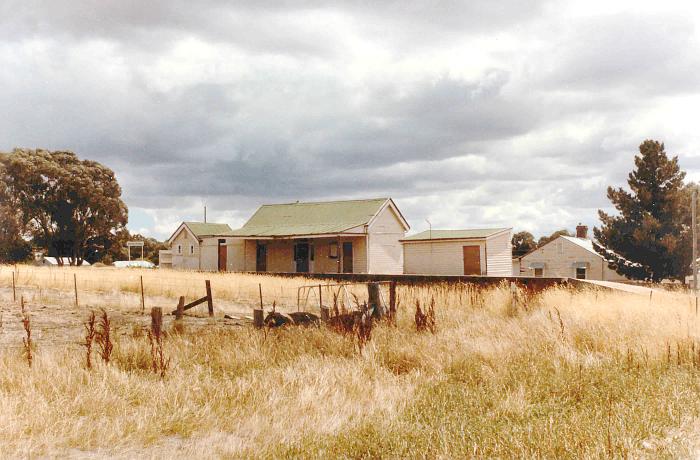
[512,140,694,282]
[1,141,696,279]
[0,149,165,265]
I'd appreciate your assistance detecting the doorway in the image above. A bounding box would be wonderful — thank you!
[342,242,353,273]
[217,239,227,272]
[256,243,267,272]
[294,242,310,273]
[462,246,481,275]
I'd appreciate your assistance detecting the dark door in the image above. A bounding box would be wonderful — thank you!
[218,240,227,272]
[294,242,309,273]
[256,243,267,272]
[342,242,353,273]
[463,246,481,275]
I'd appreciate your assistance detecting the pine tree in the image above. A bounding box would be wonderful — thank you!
[594,140,692,281]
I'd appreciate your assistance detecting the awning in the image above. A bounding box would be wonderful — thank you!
[571,261,590,269]
[528,262,545,269]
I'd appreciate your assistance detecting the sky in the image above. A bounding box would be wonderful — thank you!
[3,1,700,240]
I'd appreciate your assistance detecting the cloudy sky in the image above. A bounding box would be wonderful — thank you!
[3,0,700,240]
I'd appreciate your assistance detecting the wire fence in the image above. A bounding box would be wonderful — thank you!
[0,265,385,314]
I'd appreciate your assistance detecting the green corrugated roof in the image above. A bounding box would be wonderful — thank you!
[184,222,233,237]
[225,198,390,237]
[401,228,510,241]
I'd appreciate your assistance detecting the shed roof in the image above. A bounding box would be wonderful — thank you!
[401,228,510,242]
[226,198,402,237]
[184,222,234,237]
[167,221,234,244]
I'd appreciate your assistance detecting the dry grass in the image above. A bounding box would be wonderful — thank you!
[1,265,700,457]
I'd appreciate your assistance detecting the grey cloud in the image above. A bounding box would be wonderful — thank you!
[2,1,699,240]
[539,13,700,95]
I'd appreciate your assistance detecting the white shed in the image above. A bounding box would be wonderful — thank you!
[401,228,512,276]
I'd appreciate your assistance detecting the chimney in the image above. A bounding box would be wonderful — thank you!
[576,223,588,239]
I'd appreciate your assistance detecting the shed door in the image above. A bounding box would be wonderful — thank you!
[463,246,481,275]
[218,240,227,272]
[256,243,267,272]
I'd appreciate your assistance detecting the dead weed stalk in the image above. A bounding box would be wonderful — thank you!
[21,312,32,368]
[415,298,436,333]
[96,309,113,364]
[147,315,170,378]
[83,311,96,369]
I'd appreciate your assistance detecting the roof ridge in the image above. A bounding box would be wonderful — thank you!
[259,197,388,207]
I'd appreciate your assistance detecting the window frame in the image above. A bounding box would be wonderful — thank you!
[329,241,339,259]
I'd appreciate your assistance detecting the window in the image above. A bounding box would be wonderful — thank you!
[534,268,543,277]
[329,241,339,259]
[576,267,586,279]
[177,245,182,254]
[190,245,194,255]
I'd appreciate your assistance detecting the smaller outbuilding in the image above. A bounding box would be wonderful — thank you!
[518,225,627,281]
[401,228,512,276]
[162,221,235,271]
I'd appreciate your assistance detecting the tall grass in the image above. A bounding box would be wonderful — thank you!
[0,268,699,457]
[0,264,370,312]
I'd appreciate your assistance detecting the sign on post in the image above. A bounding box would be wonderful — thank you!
[126,241,145,261]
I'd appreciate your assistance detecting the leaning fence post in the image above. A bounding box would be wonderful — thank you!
[140,275,145,314]
[176,296,185,320]
[12,271,16,302]
[206,280,213,317]
[151,307,163,336]
[74,273,79,308]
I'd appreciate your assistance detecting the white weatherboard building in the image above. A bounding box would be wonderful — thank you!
[517,225,627,281]
[401,228,513,276]
[161,198,409,274]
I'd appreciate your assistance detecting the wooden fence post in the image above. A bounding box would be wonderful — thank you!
[368,282,382,319]
[12,271,16,302]
[140,275,145,314]
[389,281,396,318]
[151,307,163,336]
[254,283,264,328]
[318,283,330,321]
[176,296,185,320]
[206,280,213,317]
[254,308,264,328]
[74,273,78,308]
